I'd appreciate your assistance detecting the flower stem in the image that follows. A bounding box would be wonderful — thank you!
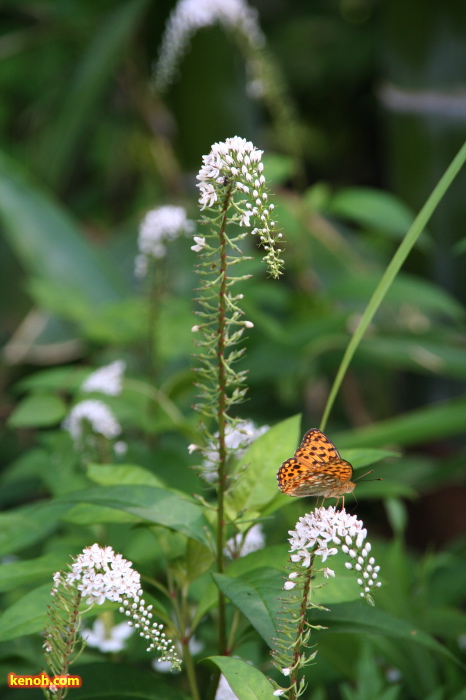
[289,559,314,700]
[215,186,233,660]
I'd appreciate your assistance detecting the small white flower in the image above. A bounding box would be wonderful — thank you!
[243,320,254,328]
[81,618,134,653]
[114,441,127,456]
[273,690,286,697]
[225,523,265,558]
[191,236,206,252]
[187,443,200,454]
[82,360,126,397]
[62,400,121,443]
[281,668,291,677]
[284,581,296,590]
[323,567,335,578]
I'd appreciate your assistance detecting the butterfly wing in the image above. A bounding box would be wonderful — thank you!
[278,458,354,497]
[294,428,341,468]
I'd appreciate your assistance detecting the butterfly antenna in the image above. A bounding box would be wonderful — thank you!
[354,470,382,483]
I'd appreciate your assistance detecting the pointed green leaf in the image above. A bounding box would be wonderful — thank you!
[0,150,127,306]
[336,396,466,448]
[60,486,212,546]
[203,656,277,700]
[225,414,301,516]
[7,393,67,428]
[213,569,281,647]
[0,553,66,593]
[313,603,464,668]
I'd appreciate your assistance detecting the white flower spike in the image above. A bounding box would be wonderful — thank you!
[196,136,284,277]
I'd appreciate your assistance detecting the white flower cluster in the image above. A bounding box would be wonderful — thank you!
[189,419,269,482]
[196,136,284,276]
[62,399,121,443]
[285,507,381,603]
[52,545,181,669]
[135,205,194,277]
[81,360,126,396]
[154,0,264,91]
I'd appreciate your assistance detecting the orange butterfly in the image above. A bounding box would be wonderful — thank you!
[277,428,355,500]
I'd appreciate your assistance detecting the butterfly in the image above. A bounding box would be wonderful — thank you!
[277,428,355,500]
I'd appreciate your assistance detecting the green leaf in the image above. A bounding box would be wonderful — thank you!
[71,663,189,699]
[336,396,466,448]
[203,656,277,700]
[313,603,464,668]
[342,448,399,470]
[359,336,466,379]
[0,149,127,306]
[326,187,417,239]
[59,486,212,546]
[86,463,166,488]
[191,545,289,630]
[7,393,67,428]
[186,539,215,581]
[213,569,281,647]
[15,366,88,393]
[213,556,370,647]
[225,414,301,516]
[0,553,66,593]
[329,273,465,321]
[0,583,51,641]
[0,502,70,557]
[0,587,121,643]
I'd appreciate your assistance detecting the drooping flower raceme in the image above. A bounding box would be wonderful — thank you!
[285,506,381,603]
[81,360,126,397]
[47,545,181,670]
[271,507,381,698]
[62,399,121,444]
[135,205,194,277]
[154,0,264,91]
[196,136,284,277]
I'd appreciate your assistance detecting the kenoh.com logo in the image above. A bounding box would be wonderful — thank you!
[8,672,82,689]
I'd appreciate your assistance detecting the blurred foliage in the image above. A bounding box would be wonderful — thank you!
[0,1,466,699]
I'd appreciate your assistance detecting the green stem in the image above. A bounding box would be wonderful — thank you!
[182,641,201,700]
[289,558,314,700]
[209,185,234,700]
[216,187,233,657]
[320,139,466,431]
